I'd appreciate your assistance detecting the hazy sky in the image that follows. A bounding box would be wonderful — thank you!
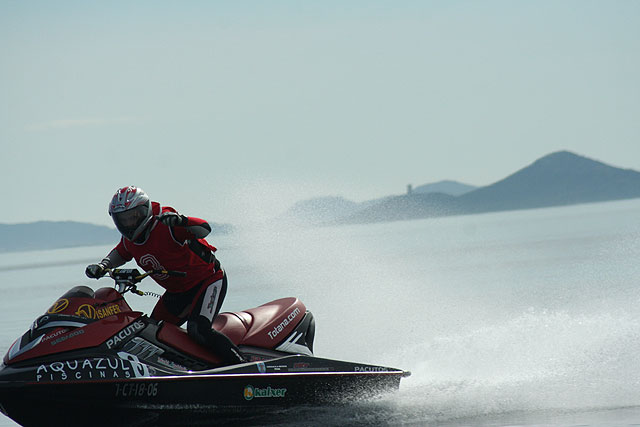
[2,1,639,226]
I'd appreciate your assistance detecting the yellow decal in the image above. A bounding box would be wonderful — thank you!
[48,299,69,314]
[95,304,121,319]
[75,304,97,319]
[244,385,254,401]
[75,304,121,319]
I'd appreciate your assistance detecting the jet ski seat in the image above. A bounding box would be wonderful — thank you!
[213,297,307,347]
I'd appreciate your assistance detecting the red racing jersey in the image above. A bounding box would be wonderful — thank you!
[113,203,222,293]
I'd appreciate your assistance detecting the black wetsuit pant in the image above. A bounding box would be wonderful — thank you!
[153,271,244,365]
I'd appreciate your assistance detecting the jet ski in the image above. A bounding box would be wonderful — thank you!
[0,268,409,426]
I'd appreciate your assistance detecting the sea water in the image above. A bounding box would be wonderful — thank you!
[1,199,640,426]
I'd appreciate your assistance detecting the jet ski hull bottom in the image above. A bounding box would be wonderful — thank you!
[0,355,409,427]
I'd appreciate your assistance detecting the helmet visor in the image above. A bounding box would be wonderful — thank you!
[112,205,148,240]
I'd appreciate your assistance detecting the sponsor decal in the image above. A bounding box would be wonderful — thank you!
[106,320,145,349]
[267,307,301,340]
[206,286,218,312]
[243,385,287,401]
[293,362,333,372]
[50,329,85,346]
[244,385,254,400]
[291,366,330,372]
[115,382,159,398]
[354,366,389,372]
[41,328,70,343]
[35,353,150,382]
[156,357,187,371]
[95,304,121,319]
[122,337,164,359]
[265,364,288,372]
[118,352,153,378]
[47,299,69,314]
[75,304,97,319]
[293,362,310,369]
[75,303,121,319]
[257,362,266,374]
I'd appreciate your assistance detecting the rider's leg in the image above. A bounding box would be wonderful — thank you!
[150,298,183,325]
[151,285,202,326]
[187,272,244,364]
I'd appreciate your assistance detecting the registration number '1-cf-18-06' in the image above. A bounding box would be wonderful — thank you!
[115,382,159,398]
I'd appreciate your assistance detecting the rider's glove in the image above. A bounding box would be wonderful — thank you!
[157,212,188,227]
[85,263,107,279]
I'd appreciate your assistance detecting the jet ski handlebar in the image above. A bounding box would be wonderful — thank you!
[102,268,186,295]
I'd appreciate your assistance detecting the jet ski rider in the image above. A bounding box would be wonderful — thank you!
[85,186,244,365]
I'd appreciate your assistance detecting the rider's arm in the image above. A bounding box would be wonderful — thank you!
[182,216,211,239]
[86,241,132,279]
[101,247,128,269]
[158,207,211,240]
[169,216,211,241]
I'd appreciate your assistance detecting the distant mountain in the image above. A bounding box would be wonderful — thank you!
[0,221,119,252]
[458,151,640,213]
[0,220,234,253]
[277,196,361,225]
[5,151,638,250]
[282,182,476,225]
[337,192,461,224]
[335,151,640,224]
[413,180,477,196]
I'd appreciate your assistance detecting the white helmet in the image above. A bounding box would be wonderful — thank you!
[108,186,153,241]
